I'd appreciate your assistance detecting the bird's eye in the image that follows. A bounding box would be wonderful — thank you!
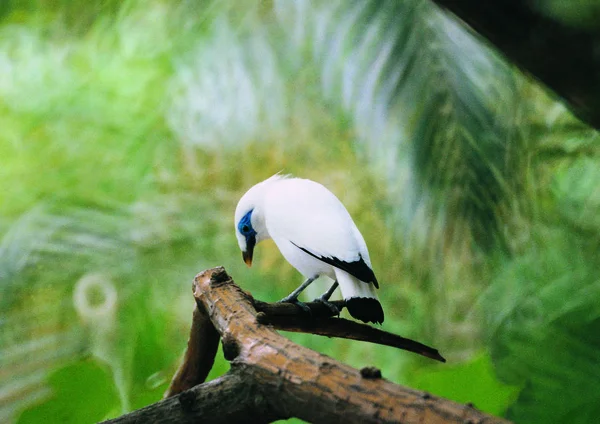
[241,225,250,234]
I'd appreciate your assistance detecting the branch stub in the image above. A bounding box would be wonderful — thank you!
[210,267,230,287]
[222,334,240,361]
[360,366,382,379]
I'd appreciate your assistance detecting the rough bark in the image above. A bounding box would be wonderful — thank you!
[103,267,510,424]
[432,0,600,130]
[163,304,219,398]
[253,300,445,362]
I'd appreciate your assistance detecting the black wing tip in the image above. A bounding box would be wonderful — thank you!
[346,297,385,324]
[371,275,379,289]
[293,244,379,287]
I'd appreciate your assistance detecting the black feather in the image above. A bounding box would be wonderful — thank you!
[292,242,379,289]
[346,297,385,324]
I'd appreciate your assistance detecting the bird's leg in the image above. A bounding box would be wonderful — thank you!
[313,281,341,315]
[278,276,316,314]
[279,276,316,301]
[319,281,339,301]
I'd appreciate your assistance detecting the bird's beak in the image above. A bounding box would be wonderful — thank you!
[242,234,256,267]
[242,249,253,267]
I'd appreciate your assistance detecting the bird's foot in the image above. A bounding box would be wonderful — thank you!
[278,295,312,315]
[313,296,341,316]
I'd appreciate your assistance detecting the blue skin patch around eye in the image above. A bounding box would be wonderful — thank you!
[238,210,256,238]
[238,210,257,263]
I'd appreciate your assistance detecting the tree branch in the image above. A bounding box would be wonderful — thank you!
[103,267,510,424]
[254,307,445,362]
[163,303,220,398]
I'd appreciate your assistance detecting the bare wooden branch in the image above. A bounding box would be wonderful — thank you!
[254,307,445,363]
[163,303,219,397]
[111,372,280,424]
[253,298,347,317]
[103,267,510,424]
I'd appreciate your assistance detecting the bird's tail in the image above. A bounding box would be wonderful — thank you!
[334,269,384,324]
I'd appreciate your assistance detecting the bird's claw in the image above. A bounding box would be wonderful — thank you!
[278,296,312,315]
[313,297,340,316]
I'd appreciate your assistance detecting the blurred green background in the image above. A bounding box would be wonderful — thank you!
[1,1,599,423]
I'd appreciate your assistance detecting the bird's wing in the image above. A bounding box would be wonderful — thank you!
[264,178,378,287]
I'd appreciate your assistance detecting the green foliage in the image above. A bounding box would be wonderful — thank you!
[483,227,600,423]
[478,125,600,423]
[17,359,120,424]
[0,1,598,423]
[409,353,520,416]
[534,0,600,29]
[278,0,524,251]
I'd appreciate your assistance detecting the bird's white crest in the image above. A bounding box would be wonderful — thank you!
[234,174,384,323]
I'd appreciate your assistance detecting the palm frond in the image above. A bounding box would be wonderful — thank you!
[275,0,528,253]
[167,10,287,149]
[272,0,537,357]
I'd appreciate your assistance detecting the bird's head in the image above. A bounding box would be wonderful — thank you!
[235,208,258,266]
[235,177,279,266]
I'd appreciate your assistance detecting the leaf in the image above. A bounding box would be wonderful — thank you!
[483,229,600,423]
[17,359,120,424]
[552,157,600,232]
[408,352,520,416]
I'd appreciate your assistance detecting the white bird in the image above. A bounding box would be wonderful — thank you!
[234,175,384,324]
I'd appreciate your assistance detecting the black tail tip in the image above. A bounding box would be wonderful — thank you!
[346,297,384,324]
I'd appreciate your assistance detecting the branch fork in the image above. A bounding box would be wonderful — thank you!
[103,267,510,424]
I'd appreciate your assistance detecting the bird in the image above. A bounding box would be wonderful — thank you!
[234,174,384,324]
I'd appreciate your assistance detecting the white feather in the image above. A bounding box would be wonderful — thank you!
[334,269,379,300]
[264,178,371,266]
